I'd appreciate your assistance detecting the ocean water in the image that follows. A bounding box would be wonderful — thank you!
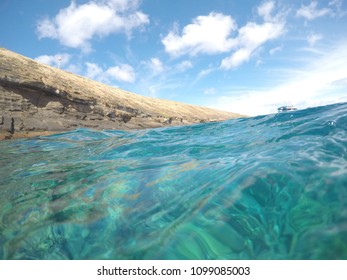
[1,102,347,260]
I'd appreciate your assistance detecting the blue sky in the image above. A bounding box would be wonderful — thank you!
[1,0,347,116]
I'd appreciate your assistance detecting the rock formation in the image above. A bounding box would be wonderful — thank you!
[0,48,244,139]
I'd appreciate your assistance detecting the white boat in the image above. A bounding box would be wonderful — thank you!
[278,105,297,112]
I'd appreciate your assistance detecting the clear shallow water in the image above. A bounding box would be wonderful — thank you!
[1,103,347,260]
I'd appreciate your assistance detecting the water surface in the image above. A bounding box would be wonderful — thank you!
[1,102,347,259]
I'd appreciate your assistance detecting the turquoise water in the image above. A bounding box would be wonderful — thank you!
[1,102,347,260]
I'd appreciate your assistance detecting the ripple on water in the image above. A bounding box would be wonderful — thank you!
[1,102,347,259]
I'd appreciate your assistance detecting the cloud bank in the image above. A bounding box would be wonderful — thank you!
[213,42,347,116]
[162,1,285,70]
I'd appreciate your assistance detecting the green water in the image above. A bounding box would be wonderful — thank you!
[1,102,347,259]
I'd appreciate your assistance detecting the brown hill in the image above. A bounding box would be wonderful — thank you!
[0,48,244,139]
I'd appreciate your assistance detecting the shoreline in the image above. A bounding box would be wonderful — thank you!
[0,130,63,141]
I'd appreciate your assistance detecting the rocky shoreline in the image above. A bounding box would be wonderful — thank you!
[0,48,244,140]
[0,130,61,141]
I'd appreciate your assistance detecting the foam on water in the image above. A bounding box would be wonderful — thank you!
[1,102,347,259]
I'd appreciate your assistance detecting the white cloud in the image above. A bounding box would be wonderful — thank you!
[307,33,323,46]
[148,57,164,73]
[106,64,135,83]
[161,1,285,70]
[329,0,342,6]
[220,0,285,70]
[35,53,71,68]
[296,1,331,20]
[256,59,263,67]
[238,21,284,48]
[85,62,135,83]
[176,60,193,71]
[37,18,57,39]
[213,42,347,116]
[107,0,141,11]
[36,0,149,51]
[197,67,215,80]
[221,20,285,69]
[65,63,82,74]
[162,12,237,57]
[221,48,252,69]
[257,1,275,21]
[329,0,347,17]
[86,62,103,79]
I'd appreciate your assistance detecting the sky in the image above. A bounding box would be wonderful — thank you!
[1,0,347,116]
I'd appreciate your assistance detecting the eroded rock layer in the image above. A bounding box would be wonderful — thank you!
[0,48,244,139]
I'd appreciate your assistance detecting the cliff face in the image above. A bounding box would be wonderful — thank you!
[0,48,243,139]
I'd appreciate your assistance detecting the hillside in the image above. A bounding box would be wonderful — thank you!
[0,48,244,139]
